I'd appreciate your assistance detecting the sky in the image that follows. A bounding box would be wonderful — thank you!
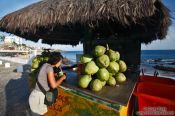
[0,0,174,51]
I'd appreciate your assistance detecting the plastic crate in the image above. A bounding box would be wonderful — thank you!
[134,81,175,116]
[139,75,175,85]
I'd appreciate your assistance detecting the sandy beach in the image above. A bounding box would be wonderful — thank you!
[140,64,175,78]
[0,60,31,116]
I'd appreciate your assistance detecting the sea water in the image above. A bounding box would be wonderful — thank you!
[141,50,175,61]
[141,50,175,78]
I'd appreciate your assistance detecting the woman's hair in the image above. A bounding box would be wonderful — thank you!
[47,52,63,65]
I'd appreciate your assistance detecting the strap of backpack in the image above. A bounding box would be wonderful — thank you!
[36,66,47,94]
[36,79,46,94]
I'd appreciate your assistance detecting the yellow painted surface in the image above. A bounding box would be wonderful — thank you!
[120,104,129,116]
[44,87,131,116]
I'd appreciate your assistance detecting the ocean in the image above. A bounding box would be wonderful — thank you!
[61,50,175,78]
[141,50,175,61]
[61,51,83,62]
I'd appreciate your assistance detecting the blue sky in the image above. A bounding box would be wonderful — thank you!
[0,0,174,51]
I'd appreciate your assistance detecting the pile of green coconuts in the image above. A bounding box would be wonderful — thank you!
[78,45,127,92]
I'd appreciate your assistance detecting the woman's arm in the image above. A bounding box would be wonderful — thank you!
[47,72,66,89]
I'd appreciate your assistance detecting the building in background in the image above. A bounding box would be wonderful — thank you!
[0,35,23,50]
[4,35,22,45]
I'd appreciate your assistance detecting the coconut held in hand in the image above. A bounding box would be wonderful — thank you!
[58,71,64,77]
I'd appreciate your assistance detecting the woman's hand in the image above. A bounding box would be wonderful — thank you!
[60,74,66,81]
[48,72,66,89]
[54,73,58,77]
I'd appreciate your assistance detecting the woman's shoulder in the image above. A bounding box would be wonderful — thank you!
[41,63,51,69]
[40,63,53,73]
[42,63,50,66]
[45,63,53,71]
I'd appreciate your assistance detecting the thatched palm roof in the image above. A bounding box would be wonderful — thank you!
[0,0,171,45]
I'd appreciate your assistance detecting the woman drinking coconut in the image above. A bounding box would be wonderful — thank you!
[29,52,66,115]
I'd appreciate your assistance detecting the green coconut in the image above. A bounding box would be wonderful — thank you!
[96,68,110,81]
[109,73,115,77]
[96,55,110,68]
[84,61,99,75]
[43,57,49,62]
[106,49,120,61]
[78,75,92,88]
[38,57,43,62]
[101,81,106,86]
[93,45,106,57]
[80,54,93,63]
[115,73,126,83]
[58,71,64,77]
[118,60,127,72]
[107,76,116,86]
[31,68,36,72]
[32,58,38,63]
[90,79,103,92]
[32,62,39,69]
[107,61,119,74]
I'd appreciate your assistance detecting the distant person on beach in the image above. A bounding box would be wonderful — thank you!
[29,52,66,115]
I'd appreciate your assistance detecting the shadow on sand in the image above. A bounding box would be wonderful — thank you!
[5,65,32,116]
